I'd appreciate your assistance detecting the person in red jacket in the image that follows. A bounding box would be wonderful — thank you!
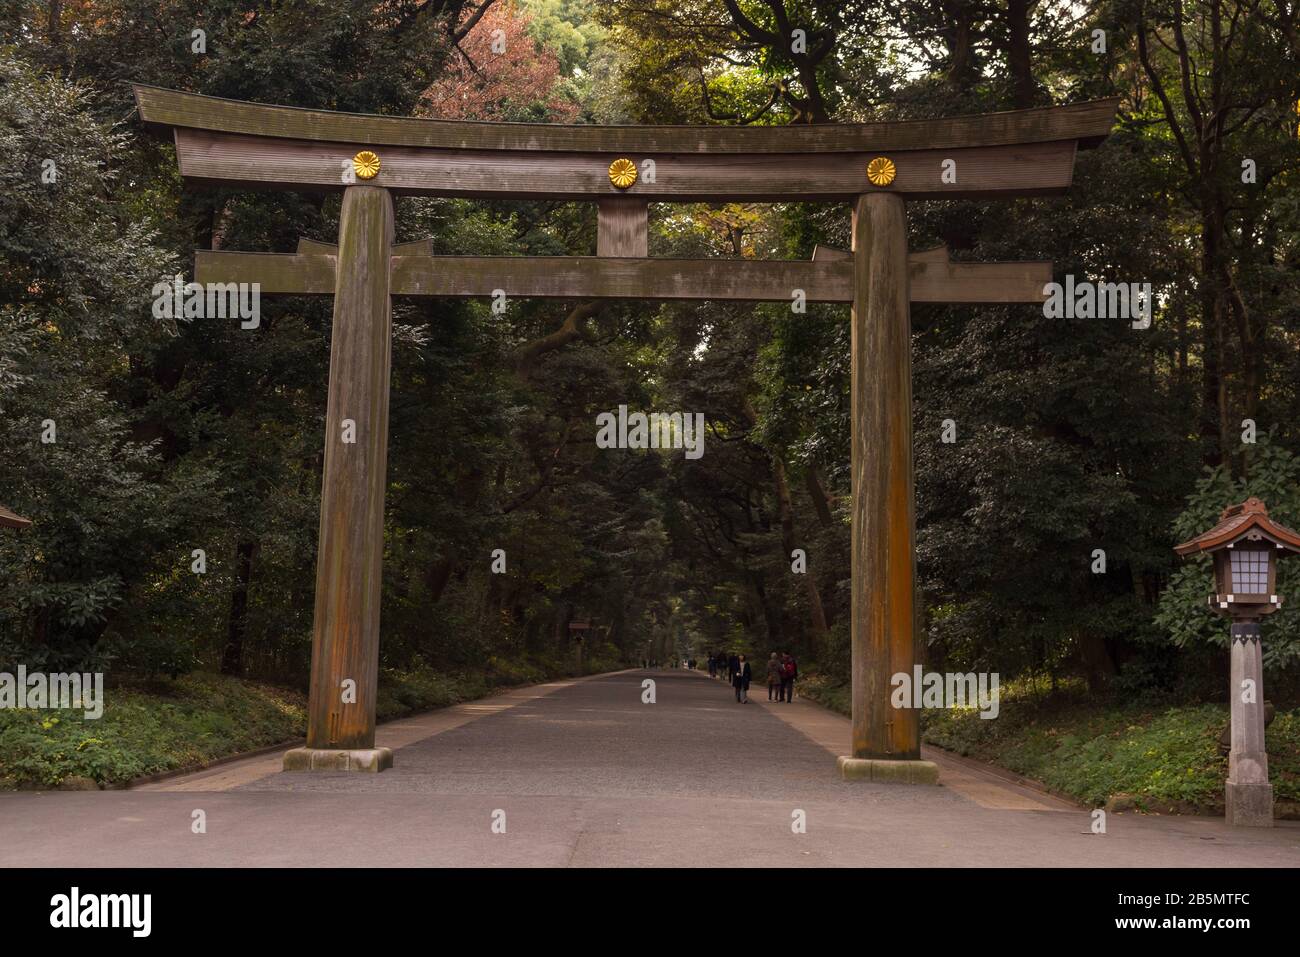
[779,653,797,702]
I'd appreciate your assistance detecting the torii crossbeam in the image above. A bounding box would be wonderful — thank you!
[137,86,1116,777]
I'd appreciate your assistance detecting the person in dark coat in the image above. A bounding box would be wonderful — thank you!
[727,652,739,684]
[732,654,752,703]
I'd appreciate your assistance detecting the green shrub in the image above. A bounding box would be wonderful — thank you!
[0,673,306,789]
[801,672,1300,812]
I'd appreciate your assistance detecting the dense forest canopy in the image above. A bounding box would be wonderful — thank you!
[1,0,1298,700]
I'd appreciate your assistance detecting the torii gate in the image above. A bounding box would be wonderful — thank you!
[136,86,1115,777]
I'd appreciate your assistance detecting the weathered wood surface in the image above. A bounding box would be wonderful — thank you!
[393,256,845,301]
[173,128,1079,201]
[850,192,920,761]
[306,185,394,751]
[0,504,32,530]
[197,250,1051,304]
[197,251,338,292]
[297,237,432,256]
[136,84,1117,153]
[597,198,648,257]
[812,244,852,261]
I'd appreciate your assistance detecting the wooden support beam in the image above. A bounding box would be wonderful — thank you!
[302,185,394,763]
[197,251,336,293]
[296,238,338,255]
[173,129,1081,201]
[392,256,846,302]
[850,192,920,762]
[597,198,648,257]
[296,237,432,256]
[196,250,1051,304]
[811,244,851,261]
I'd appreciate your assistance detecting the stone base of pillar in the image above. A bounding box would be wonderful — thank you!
[283,747,394,773]
[837,756,939,785]
[1225,780,1273,827]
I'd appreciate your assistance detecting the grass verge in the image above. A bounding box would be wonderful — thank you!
[797,673,1300,815]
[1,654,623,790]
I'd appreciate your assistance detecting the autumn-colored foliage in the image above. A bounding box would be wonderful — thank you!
[419,1,578,122]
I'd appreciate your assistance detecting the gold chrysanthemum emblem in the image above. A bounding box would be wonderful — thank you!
[353,150,381,180]
[608,157,638,189]
[866,156,896,187]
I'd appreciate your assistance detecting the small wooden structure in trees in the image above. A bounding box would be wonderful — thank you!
[136,86,1116,776]
[0,505,31,530]
[568,621,592,674]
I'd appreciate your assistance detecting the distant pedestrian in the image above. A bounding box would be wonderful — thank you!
[766,652,782,700]
[732,654,752,703]
[779,653,798,703]
[727,652,739,684]
[707,654,717,678]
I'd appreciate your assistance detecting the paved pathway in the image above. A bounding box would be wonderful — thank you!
[2,669,1297,866]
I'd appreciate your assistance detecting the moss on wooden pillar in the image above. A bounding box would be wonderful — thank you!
[301,185,395,762]
[848,192,926,766]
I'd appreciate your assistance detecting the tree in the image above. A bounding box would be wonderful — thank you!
[420,1,581,121]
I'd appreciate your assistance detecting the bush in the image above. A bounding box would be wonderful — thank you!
[1155,435,1300,669]
[0,673,305,789]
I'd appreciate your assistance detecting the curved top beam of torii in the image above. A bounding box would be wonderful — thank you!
[134,85,1117,202]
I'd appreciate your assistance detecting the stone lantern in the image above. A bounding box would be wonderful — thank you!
[1174,497,1300,826]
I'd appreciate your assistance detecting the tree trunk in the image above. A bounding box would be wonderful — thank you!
[46,0,62,44]
[426,555,455,604]
[945,6,978,94]
[222,539,258,675]
[804,466,835,527]
[774,457,828,652]
[1077,628,1116,692]
[1004,0,1037,107]
[1199,204,1227,467]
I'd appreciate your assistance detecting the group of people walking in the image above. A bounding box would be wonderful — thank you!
[706,651,797,704]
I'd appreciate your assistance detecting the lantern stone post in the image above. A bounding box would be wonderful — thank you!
[1227,621,1270,825]
[1174,497,1300,826]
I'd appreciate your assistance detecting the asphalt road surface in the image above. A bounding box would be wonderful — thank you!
[2,669,1298,867]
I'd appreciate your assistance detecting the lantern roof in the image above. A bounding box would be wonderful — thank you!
[1174,497,1300,556]
[0,504,31,530]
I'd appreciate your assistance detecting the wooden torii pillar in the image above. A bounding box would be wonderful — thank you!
[136,87,1115,775]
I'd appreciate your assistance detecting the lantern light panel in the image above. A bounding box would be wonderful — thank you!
[1230,550,1269,593]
